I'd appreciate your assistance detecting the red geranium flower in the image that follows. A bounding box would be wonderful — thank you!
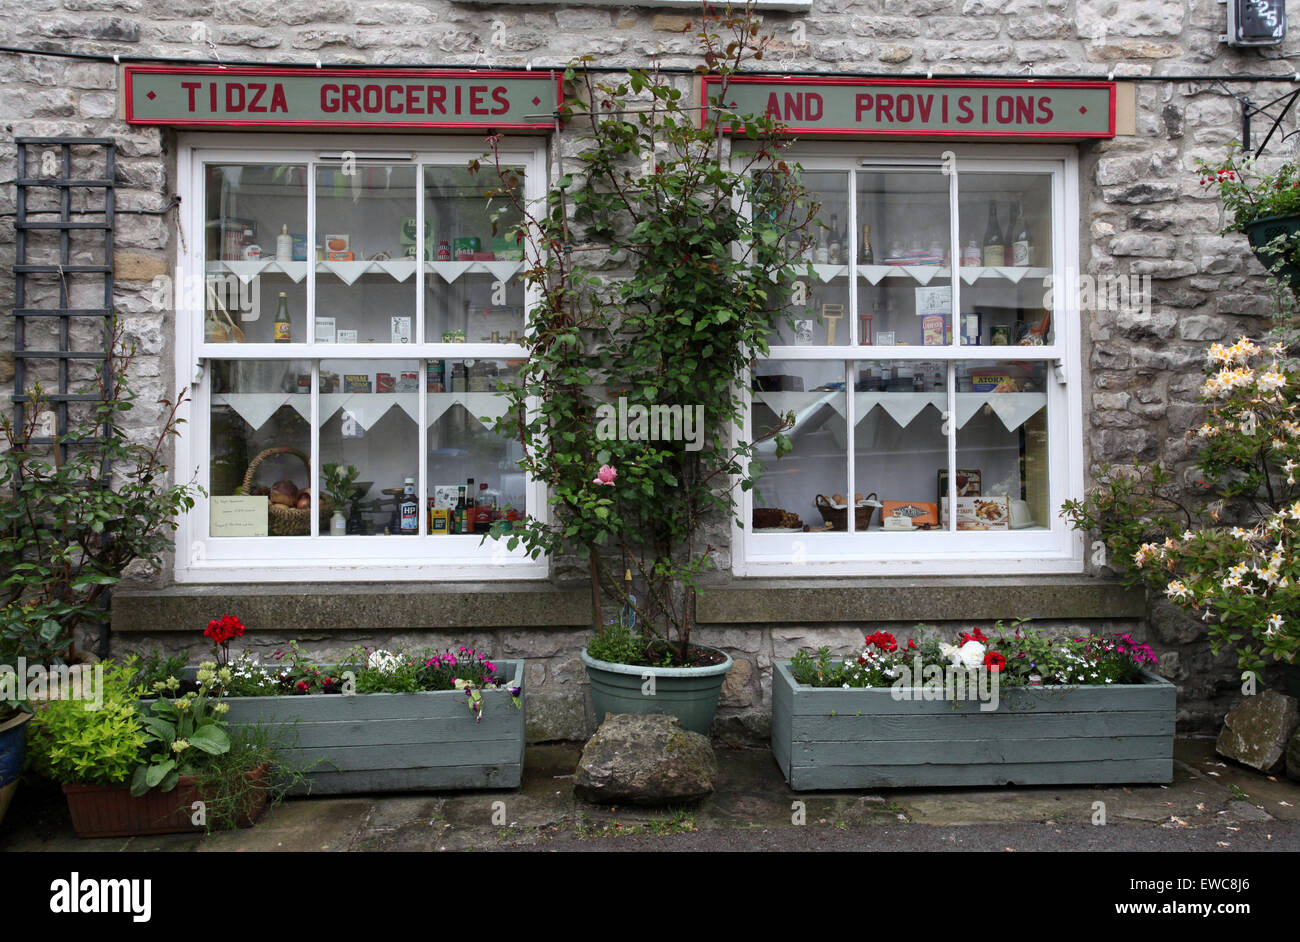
[984,652,1007,672]
[204,614,245,646]
[866,631,898,652]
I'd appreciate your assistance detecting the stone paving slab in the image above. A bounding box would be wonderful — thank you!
[2,738,1298,852]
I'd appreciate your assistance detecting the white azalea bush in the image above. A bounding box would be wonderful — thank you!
[1064,336,1300,674]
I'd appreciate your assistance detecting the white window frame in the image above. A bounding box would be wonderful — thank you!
[732,142,1085,577]
[172,132,549,583]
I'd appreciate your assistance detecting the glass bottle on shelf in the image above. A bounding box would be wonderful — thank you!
[815,224,829,265]
[399,478,418,534]
[1010,202,1031,267]
[276,224,293,262]
[465,478,476,534]
[828,213,842,264]
[982,203,1005,267]
[860,223,874,264]
[274,292,291,343]
[962,238,981,267]
[455,485,467,533]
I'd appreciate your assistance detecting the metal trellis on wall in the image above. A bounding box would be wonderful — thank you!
[12,137,116,464]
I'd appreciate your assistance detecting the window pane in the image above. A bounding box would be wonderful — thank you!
[209,359,312,538]
[856,169,953,347]
[951,359,1050,531]
[778,171,851,347]
[320,358,420,536]
[853,359,947,533]
[957,172,1054,346]
[427,358,526,535]
[315,164,417,344]
[751,360,848,534]
[424,166,527,343]
[204,164,308,345]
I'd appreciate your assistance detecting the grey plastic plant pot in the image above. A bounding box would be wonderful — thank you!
[581,645,733,737]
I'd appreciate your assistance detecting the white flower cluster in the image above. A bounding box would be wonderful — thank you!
[367,649,405,674]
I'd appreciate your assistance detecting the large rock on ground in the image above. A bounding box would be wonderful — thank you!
[575,713,717,806]
[1216,690,1300,774]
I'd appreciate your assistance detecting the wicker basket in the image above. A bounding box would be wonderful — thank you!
[240,447,311,536]
[815,492,878,531]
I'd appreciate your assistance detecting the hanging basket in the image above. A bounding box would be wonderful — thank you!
[1243,214,1300,291]
[240,447,312,536]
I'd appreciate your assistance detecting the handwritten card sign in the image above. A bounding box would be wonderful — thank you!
[211,496,269,538]
[915,285,951,316]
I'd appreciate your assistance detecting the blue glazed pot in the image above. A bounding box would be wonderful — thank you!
[0,712,31,788]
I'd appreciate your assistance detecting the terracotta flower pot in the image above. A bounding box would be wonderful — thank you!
[62,765,270,839]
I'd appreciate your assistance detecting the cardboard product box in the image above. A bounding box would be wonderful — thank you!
[376,373,396,394]
[344,374,371,394]
[433,485,462,509]
[880,500,939,529]
[942,495,1010,530]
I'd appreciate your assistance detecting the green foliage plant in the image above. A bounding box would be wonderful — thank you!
[0,323,202,664]
[132,661,232,796]
[474,4,814,665]
[26,658,147,785]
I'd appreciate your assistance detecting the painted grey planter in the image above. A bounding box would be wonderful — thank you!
[581,646,732,736]
[772,661,1175,790]
[143,660,524,795]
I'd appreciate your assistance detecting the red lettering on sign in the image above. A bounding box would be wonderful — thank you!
[321,85,339,112]
[956,95,973,123]
[492,86,509,115]
[363,85,382,113]
[455,85,462,113]
[981,95,988,123]
[896,94,913,122]
[917,94,933,122]
[784,92,802,121]
[343,84,361,112]
[995,95,1013,123]
[1036,96,1053,123]
[407,86,422,113]
[876,94,894,123]
[470,85,489,115]
[428,85,446,114]
[805,92,822,121]
[386,85,404,113]
[182,81,200,112]
[226,84,245,112]
[855,93,872,123]
[1016,96,1034,124]
[270,84,287,112]
[247,83,267,113]
[210,83,217,112]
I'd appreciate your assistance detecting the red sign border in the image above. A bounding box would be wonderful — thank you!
[124,65,563,131]
[701,76,1116,139]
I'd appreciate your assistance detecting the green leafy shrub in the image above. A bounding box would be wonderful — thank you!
[27,659,146,785]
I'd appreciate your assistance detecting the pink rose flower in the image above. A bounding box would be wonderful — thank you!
[593,464,617,486]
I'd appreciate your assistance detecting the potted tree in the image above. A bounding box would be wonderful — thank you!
[476,6,813,735]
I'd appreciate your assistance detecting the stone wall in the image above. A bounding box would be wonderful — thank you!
[4,0,1299,737]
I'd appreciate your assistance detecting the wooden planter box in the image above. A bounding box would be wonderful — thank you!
[148,660,526,796]
[772,662,1175,790]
